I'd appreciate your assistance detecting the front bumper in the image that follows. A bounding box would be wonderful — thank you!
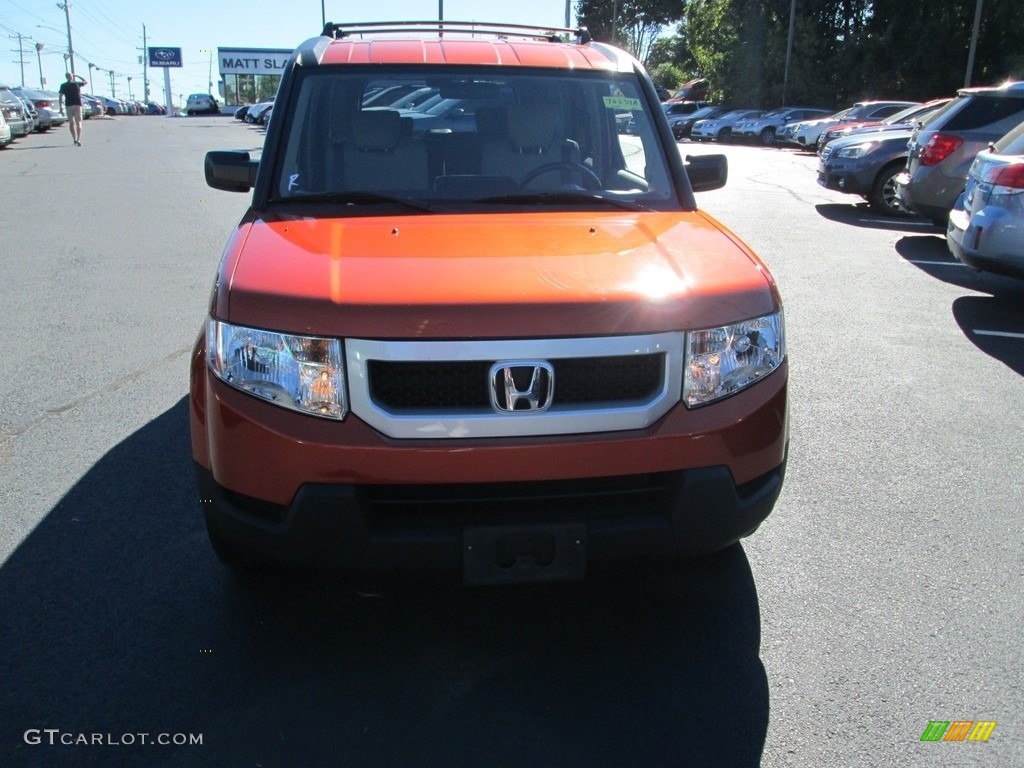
[192,339,789,576]
[197,452,787,575]
[817,163,874,196]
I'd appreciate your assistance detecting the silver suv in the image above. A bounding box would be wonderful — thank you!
[185,93,220,116]
[895,81,1024,225]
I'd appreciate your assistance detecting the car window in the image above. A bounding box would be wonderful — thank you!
[943,95,1024,132]
[868,104,908,119]
[272,67,678,209]
[992,119,1024,153]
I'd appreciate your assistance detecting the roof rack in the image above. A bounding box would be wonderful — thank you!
[320,20,592,45]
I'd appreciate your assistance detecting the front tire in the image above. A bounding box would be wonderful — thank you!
[759,127,776,146]
[868,162,908,216]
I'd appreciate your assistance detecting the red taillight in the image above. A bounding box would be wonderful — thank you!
[35,100,50,108]
[920,133,963,166]
[982,162,1024,191]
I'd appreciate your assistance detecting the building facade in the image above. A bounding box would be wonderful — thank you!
[218,47,292,106]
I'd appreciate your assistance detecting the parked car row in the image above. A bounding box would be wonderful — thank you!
[778,101,921,150]
[0,87,169,150]
[816,101,952,215]
[95,96,167,116]
[235,98,274,125]
[813,81,1024,280]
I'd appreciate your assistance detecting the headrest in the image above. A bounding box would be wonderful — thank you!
[475,105,507,137]
[351,110,402,150]
[506,104,560,150]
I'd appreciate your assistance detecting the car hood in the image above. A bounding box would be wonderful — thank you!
[217,210,779,338]
[829,127,914,147]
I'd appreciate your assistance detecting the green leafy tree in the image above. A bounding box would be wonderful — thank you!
[649,62,687,90]
[576,0,684,62]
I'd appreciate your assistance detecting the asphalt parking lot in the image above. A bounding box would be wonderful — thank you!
[1,116,1021,767]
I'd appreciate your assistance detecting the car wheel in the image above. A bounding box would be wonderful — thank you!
[869,162,909,216]
[717,128,731,142]
[759,127,776,145]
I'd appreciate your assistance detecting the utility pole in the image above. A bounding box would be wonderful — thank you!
[8,32,31,86]
[782,0,797,105]
[57,2,77,76]
[964,0,983,87]
[138,24,149,102]
[108,69,116,98]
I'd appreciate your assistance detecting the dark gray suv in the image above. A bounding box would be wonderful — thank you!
[895,81,1024,225]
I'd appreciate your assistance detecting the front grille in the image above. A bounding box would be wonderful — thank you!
[359,472,678,529]
[368,354,664,411]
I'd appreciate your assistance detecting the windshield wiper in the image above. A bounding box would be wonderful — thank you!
[274,191,441,212]
[474,191,652,211]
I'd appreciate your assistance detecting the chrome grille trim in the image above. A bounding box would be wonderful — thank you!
[346,333,685,439]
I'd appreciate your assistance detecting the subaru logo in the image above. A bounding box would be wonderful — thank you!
[154,49,175,60]
[489,362,554,413]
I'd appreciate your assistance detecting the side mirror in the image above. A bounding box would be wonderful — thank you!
[684,154,727,192]
[205,150,259,192]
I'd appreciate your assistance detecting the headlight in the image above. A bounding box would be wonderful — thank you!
[683,311,785,407]
[834,141,876,159]
[207,318,347,419]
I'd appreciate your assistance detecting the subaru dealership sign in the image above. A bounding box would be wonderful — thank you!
[148,47,182,67]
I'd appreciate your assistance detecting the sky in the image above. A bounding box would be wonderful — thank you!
[1,1,578,101]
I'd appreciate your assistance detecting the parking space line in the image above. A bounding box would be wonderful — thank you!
[973,330,1024,340]
[906,260,970,267]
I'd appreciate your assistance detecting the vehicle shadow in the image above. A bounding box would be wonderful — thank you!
[0,398,769,768]
[952,293,1024,376]
[815,202,937,232]
[894,235,1024,375]
[4,142,65,151]
[894,234,1024,294]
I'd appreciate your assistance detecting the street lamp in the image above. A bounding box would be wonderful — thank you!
[128,76,133,101]
[88,62,95,95]
[35,42,45,88]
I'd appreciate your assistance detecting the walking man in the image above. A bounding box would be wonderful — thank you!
[58,72,87,146]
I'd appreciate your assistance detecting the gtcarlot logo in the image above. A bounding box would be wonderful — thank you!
[24,729,203,747]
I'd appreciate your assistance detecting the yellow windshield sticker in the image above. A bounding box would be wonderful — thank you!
[604,96,642,111]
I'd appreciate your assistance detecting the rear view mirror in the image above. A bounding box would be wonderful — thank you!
[205,150,259,192]
[684,154,727,192]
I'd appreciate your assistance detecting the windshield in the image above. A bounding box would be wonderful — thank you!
[272,66,679,211]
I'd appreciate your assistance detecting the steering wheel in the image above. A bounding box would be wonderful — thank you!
[520,161,602,190]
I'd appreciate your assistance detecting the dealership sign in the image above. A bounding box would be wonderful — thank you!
[218,48,292,76]
[148,47,183,67]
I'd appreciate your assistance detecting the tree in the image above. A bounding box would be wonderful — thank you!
[575,0,684,62]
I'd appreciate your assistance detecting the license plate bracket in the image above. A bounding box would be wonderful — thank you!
[463,523,586,585]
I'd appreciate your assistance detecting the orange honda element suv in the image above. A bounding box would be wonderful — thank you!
[193,21,789,584]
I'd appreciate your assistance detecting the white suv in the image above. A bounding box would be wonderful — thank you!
[185,93,220,115]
